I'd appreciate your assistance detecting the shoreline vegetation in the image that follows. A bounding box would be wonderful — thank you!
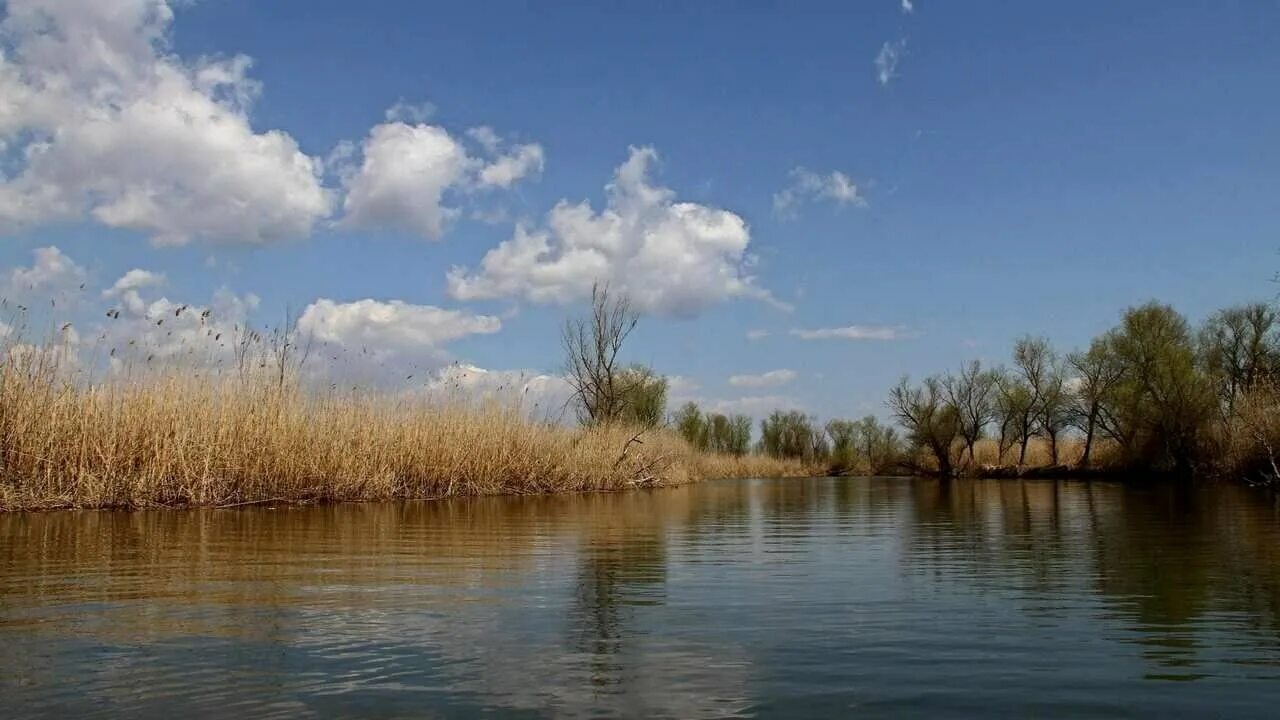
[0,284,813,512]
[671,299,1280,486]
[3,283,1278,511]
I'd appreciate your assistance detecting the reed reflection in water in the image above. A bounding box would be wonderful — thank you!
[3,478,1280,718]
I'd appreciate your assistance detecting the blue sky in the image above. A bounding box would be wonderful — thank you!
[1,0,1277,421]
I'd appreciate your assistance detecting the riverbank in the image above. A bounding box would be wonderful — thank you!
[0,371,811,512]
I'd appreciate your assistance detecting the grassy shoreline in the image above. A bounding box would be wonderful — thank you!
[0,368,812,512]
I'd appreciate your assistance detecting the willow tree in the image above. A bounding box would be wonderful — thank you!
[1067,338,1126,467]
[887,375,960,478]
[944,360,997,468]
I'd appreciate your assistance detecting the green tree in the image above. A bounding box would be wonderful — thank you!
[673,401,708,450]
[760,410,820,461]
[616,364,667,428]
[826,418,859,474]
[1102,302,1216,473]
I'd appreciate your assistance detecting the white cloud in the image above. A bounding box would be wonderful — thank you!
[100,276,260,370]
[667,374,702,406]
[422,363,573,418]
[706,394,804,419]
[102,268,167,315]
[478,142,545,189]
[335,123,472,239]
[0,0,332,245]
[447,146,778,316]
[384,100,435,123]
[103,269,165,297]
[336,119,543,239]
[4,246,86,298]
[901,0,914,14]
[875,38,907,86]
[296,298,502,381]
[773,167,867,217]
[790,325,912,341]
[728,369,797,388]
[745,329,770,341]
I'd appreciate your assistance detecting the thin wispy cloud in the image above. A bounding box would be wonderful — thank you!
[901,0,914,14]
[875,39,907,86]
[790,325,913,341]
[745,329,770,341]
[728,369,797,388]
[773,167,867,218]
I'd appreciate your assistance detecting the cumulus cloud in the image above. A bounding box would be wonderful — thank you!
[728,369,797,388]
[447,146,778,316]
[296,298,502,382]
[335,119,543,239]
[4,246,86,299]
[875,38,907,86]
[789,325,912,341]
[421,363,573,418]
[901,0,914,13]
[0,0,332,245]
[773,167,867,218]
[706,394,804,419]
[99,273,261,370]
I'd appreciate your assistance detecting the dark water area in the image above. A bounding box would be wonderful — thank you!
[3,477,1280,718]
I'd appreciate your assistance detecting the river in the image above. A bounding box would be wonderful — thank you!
[3,477,1280,718]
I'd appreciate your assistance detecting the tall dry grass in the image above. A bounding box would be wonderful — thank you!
[0,342,809,511]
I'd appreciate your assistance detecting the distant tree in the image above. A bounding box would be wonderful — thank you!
[1104,302,1216,472]
[562,283,638,426]
[826,419,859,474]
[855,415,902,474]
[994,370,1036,465]
[673,401,708,450]
[887,375,960,478]
[616,364,668,428]
[727,414,753,456]
[1199,303,1279,414]
[1036,356,1072,464]
[1067,338,1126,467]
[943,360,997,468]
[760,410,819,461]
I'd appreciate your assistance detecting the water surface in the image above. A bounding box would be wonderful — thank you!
[3,477,1280,718]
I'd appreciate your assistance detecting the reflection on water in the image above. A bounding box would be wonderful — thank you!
[3,478,1280,718]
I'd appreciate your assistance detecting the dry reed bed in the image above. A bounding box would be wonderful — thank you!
[0,365,809,511]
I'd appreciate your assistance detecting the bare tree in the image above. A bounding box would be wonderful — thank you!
[887,375,960,478]
[562,283,639,426]
[1067,338,1126,467]
[995,370,1036,465]
[943,360,997,469]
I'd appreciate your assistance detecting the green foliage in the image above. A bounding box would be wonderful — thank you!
[672,403,752,456]
[825,419,859,474]
[616,365,668,428]
[673,401,708,450]
[760,410,823,461]
[1099,302,1216,472]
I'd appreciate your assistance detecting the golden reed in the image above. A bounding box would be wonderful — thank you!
[0,340,809,511]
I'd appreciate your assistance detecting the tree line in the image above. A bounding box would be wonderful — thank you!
[888,300,1280,481]
[561,284,1280,483]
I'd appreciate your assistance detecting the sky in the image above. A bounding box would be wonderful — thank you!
[0,0,1277,422]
